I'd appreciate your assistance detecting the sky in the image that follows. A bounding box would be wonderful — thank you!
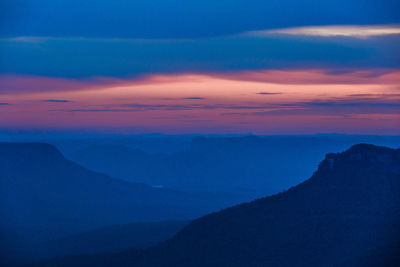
[0,0,399,134]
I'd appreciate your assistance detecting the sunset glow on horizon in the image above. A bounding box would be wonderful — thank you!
[1,69,399,134]
[1,0,399,135]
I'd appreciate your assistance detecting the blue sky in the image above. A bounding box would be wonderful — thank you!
[2,0,400,39]
[0,0,399,134]
[1,0,400,78]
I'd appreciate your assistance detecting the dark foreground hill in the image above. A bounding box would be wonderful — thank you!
[36,220,187,260]
[39,144,400,266]
[0,143,234,264]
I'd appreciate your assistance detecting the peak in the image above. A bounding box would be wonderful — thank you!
[347,143,394,152]
[318,143,399,173]
[0,142,58,151]
[327,143,397,159]
[0,142,64,160]
[339,143,398,160]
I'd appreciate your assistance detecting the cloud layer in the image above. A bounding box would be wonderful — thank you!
[246,25,400,37]
[1,32,399,78]
[1,69,398,134]
[1,1,399,134]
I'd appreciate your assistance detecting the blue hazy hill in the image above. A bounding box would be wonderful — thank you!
[0,143,235,264]
[38,144,400,266]
[68,135,400,199]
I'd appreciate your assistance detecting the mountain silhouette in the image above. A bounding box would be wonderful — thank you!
[38,144,400,266]
[0,143,235,264]
[36,220,187,260]
[68,135,400,199]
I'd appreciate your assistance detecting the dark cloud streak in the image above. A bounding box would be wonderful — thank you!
[1,35,399,78]
[257,92,282,95]
[183,97,206,100]
[43,99,70,103]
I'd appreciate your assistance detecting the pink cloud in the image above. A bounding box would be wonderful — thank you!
[0,68,399,134]
[1,68,400,95]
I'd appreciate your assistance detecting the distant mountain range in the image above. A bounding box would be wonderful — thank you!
[0,143,234,264]
[38,144,400,266]
[68,135,400,199]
